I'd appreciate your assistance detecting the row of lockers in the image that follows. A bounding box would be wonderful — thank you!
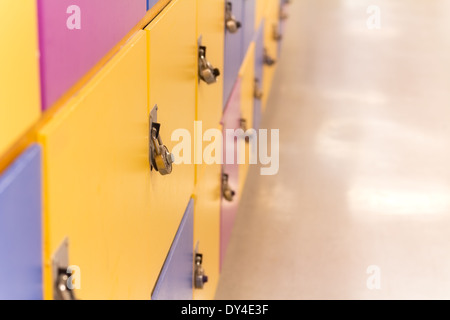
[0,0,289,299]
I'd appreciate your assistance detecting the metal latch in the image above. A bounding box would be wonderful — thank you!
[194,253,208,289]
[222,173,236,202]
[225,2,241,33]
[149,105,174,175]
[240,118,248,132]
[273,24,283,41]
[254,78,263,100]
[52,238,76,300]
[263,48,276,66]
[199,44,220,85]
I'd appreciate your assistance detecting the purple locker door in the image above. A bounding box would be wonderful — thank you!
[38,0,147,110]
[220,79,241,268]
[223,0,244,108]
[242,0,255,60]
[254,21,265,131]
[147,0,159,10]
[151,199,194,300]
[0,145,42,300]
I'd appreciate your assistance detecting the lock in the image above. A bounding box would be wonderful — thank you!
[52,238,76,300]
[273,24,282,41]
[199,45,220,85]
[149,105,174,176]
[222,173,235,202]
[225,2,241,33]
[263,48,276,66]
[254,78,263,100]
[240,118,248,132]
[194,253,208,289]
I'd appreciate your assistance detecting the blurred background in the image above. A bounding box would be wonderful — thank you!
[216,0,450,299]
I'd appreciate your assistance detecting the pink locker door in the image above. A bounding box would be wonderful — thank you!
[220,79,242,268]
[38,0,146,109]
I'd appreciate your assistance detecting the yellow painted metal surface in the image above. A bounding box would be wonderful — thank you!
[194,0,225,300]
[39,31,155,300]
[0,0,40,156]
[197,0,225,132]
[255,0,267,30]
[262,0,280,109]
[145,0,197,293]
[193,158,221,300]
[238,44,256,194]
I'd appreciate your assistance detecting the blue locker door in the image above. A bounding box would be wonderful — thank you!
[151,199,194,300]
[254,22,265,130]
[223,0,244,108]
[242,0,255,59]
[147,0,159,10]
[0,144,42,300]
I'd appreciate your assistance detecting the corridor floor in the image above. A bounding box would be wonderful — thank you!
[215,0,450,299]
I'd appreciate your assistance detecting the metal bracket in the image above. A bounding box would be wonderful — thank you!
[273,24,282,41]
[222,173,236,202]
[52,238,76,300]
[194,243,208,289]
[225,2,241,33]
[149,105,174,175]
[263,48,276,66]
[254,78,263,100]
[198,36,220,85]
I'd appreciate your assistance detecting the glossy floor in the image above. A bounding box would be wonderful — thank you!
[216,0,450,299]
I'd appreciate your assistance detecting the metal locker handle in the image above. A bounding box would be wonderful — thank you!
[273,24,283,41]
[199,46,221,85]
[149,106,175,176]
[263,48,276,66]
[222,173,236,202]
[194,253,208,289]
[254,78,263,100]
[225,2,241,33]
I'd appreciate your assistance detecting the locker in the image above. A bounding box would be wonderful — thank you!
[223,0,244,108]
[0,0,41,156]
[38,0,147,109]
[0,145,42,300]
[238,43,256,195]
[145,0,197,291]
[38,31,155,300]
[262,0,280,109]
[194,0,224,300]
[152,199,194,300]
[254,22,265,131]
[220,80,241,267]
[193,151,221,300]
[242,0,256,59]
[197,0,225,133]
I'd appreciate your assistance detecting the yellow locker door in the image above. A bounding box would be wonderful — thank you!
[238,43,256,194]
[197,0,225,129]
[145,0,197,293]
[0,0,40,156]
[39,31,154,300]
[194,0,225,300]
[193,158,222,300]
[255,0,267,30]
[262,0,280,109]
